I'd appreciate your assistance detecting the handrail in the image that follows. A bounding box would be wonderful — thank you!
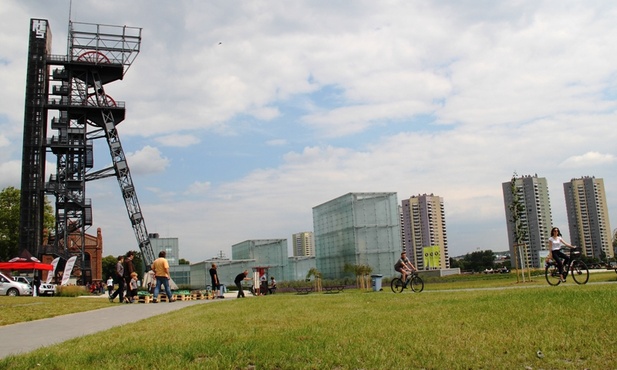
[47,98,125,108]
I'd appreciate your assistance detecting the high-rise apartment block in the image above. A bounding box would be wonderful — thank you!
[564,177,613,259]
[401,194,450,269]
[292,232,315,257]
[313,193,400,279]
[502,175,553,268]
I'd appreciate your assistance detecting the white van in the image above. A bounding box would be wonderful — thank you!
[0,272,32,296]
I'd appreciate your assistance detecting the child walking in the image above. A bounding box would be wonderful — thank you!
[126,272,139,303]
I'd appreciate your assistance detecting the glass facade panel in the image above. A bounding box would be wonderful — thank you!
[150,237,180,266]
[313,193,400,279]
[170,265,190,286]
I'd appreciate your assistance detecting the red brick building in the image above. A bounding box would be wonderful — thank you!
[42,228,103,284]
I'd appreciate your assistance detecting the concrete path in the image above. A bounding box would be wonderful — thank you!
[0,294,237,359]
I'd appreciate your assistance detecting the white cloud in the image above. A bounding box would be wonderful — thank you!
[302,100,434,137]
[185,181,211,195]
[0,160,22,189]
[249,106,280,121]
[125,146,170,175]
[560,152,616,168]
[155,134,200,147]
[0,135,10,148]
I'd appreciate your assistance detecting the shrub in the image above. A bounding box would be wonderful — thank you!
[56,285,89,297]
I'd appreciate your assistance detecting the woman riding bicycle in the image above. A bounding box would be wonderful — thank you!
[394,252,416,283]
[546,227,574,282]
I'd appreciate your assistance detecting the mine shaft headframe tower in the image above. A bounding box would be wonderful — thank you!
[20,18,156,277]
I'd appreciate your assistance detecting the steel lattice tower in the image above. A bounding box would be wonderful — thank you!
[19,19,155,282]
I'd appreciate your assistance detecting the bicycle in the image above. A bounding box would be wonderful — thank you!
[391,271,424,293]
[545,247,589,286]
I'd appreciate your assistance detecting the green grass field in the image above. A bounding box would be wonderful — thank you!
[1,272,616,369]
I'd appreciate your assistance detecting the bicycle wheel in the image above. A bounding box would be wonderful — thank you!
[545,265,561,286]
[570,260,589,285]
[391,278,404,293]
[410,276,424,292]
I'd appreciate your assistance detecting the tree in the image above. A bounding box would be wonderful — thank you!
[0,187,55,261]
[461,250,495,272]
[508,173,527,246]
[449,257,465,270]
[344,263,373,290]
[0,187,21,261]
[179,258,190,265]
[102,255,118,280]
[306,267,322,292]
[43,195,54,234]
[508,173,533,282]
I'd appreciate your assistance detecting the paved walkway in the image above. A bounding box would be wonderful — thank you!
[0,294,238,359]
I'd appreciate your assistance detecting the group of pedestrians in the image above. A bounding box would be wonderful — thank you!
[108,254,284,303]
[109,251,136,303]
[107,250,175,304]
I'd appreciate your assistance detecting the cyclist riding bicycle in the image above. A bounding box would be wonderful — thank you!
[394,251,416,283]
[546,227,574,282]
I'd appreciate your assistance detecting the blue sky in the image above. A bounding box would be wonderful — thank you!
[1,1,616,262]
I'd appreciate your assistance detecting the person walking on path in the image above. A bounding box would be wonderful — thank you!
[152,251,174,303]
[109,255,125,303]
[209,263,223,299]
[123,251,135,291]
[234,270,251,298]
[106,276,114,297]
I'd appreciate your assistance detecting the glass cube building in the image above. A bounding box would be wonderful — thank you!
[149,235,180,266]
[313,193,401,279]
[231,239,288,282]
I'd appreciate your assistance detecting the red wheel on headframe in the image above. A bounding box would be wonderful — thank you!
[84,93,117,107]
[76,51,110,64]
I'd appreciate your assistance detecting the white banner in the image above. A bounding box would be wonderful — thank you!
[46,257,60,284]
[61,256,77,286]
